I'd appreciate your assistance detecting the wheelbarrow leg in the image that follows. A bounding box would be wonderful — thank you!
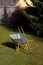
[16,44,19,52]
[24,43,28,52]
[27,41,32,54]
[24,42,31,54]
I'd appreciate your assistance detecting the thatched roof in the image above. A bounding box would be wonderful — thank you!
[15,0,34,9]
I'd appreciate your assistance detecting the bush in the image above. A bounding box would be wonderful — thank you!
[23,0,43,37]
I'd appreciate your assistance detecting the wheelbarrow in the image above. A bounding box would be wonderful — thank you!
[9,26,31,52]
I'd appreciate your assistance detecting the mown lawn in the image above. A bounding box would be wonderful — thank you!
[0,24,43,65]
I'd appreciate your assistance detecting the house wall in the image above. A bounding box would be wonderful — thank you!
[0,7,4,20]
[0,6,15,20]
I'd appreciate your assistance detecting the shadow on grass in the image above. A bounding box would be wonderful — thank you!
[2,42,24,50]
[2,42,15,49]
[2,42,31,55]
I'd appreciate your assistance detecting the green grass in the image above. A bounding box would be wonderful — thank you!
[0,24,43,65]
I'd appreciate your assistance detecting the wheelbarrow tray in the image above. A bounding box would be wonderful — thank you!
[9,34,27,45]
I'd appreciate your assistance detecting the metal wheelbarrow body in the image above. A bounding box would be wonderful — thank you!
[9,34,28,52]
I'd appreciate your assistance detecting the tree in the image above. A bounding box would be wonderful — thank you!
[23,0,43,37]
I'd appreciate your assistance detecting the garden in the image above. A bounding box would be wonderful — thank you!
[0,23,43,65]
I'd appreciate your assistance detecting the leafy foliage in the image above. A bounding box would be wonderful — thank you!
[24,0,43,37]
